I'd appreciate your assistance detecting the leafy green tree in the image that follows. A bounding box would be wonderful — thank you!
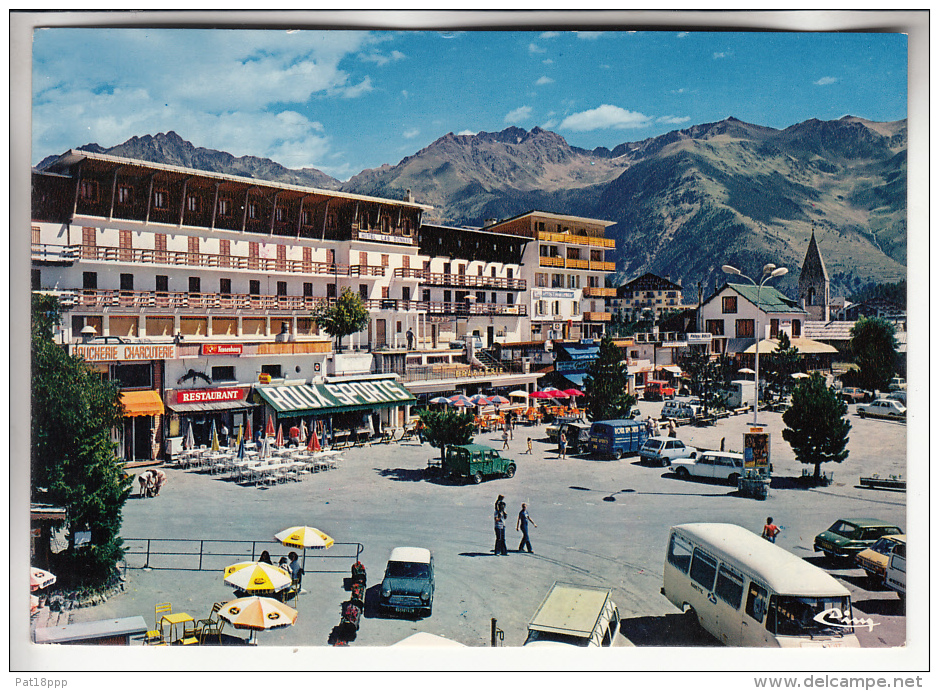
[313,287,370,351]
[762,332,801,401]
[781,372,851,484]
[583,334,637,421]
[32,294,132,586]
[679,346,729,414]
[417,409,476,463]
[849,316,898,391]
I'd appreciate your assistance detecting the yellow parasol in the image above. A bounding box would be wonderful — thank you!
[223,561,292,595]
[218,596,297,645]
[274,526,334,572]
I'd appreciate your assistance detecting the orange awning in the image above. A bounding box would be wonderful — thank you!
[120,390,165,417]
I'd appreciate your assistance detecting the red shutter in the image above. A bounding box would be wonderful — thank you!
[276,244,287,271]
[303,247,312,272]
[249,241,259,270]
[82,227,96,259]
[188,236,200,266]
[219,238,230,268]
[154,233,167,263]
[119,230,132,262]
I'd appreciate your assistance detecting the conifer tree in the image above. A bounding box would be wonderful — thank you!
[781,372,851,484]
[583,334,636,422]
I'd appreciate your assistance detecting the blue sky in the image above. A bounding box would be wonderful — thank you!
[32,28,908,181]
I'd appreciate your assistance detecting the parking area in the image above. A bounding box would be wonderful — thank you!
[63,400,907,651]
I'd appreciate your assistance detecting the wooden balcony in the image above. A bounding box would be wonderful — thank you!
[393,267,526,290]
[33,244,386,277]
[589,260,616,272]
[538,231,615,248]
[582,311,612,322]
[582,286,616,297]
[539,256,566,268]
[565,258,589,270]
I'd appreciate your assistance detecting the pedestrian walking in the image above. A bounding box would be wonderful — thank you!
[516,502,537,553]
[508,414,515,439]
[559,431,567,459]
[502,429,510,450]
[668,419,677,438]
[761,517,780,543]
[406,327,415,350]
[526,437,533,455]
[720,437,725,451]
[220,423,230,447]
[493,495,508,556]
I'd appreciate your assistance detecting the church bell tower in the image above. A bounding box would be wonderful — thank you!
[799,223,830,322]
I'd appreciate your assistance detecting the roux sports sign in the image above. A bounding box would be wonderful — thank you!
[176,388,246,404]
[256,379,415,414]
[72,343,177,362]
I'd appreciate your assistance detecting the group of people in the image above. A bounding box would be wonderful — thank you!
[493,494,538,555]
[137,469,167,497]
[258,550,303,586]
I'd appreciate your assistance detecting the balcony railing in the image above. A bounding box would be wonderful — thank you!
[59,290,528,317]
[589,260,616,272]
[538,231,615,248]
[32,244,386,277]
[393,268,526,290]
[538,256,566,268]
[565,258,589,270]
[582,286,616,297]
[582,311,612,322]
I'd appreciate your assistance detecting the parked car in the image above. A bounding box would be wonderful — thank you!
[545,422,590,453]
[638,436,697,467]
[887,391,907,406]
[660,400,701,421]
[840,387,874,404]
[379,546,435,617]
[586,419,649,459]
[441,444,516,484]
[449,335,484,350]
[671,451,745,485]
[644,380,677,401]
[855,534,906,584]
[884,542,906,600]
[888,377,907,391]
[524,582,625,647]
[858,398,906,420]
[814,518,902,560]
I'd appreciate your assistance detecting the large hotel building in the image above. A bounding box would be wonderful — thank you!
[31,151,616,462]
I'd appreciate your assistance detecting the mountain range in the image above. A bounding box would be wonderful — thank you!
[38,115,907,300]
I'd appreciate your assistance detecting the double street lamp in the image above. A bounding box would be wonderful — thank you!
[721,263,789,425]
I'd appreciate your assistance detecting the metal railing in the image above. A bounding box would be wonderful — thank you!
[393,268,526,290]
[122,537,363,573]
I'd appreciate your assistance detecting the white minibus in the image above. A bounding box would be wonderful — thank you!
[662,523,860,647]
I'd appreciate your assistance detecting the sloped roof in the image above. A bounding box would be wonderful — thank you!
[727,283,806,314]
[803,320,856,342]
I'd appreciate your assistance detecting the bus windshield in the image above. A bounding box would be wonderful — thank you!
[768,595,853,638]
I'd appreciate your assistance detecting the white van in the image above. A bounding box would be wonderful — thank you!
[884,542,906,599]
[524,582,626,647]
[662,523,860,647]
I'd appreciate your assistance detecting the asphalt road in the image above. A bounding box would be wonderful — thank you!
[66,401,907,653]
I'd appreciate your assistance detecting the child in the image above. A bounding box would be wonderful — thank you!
[526,438,533,454]
[502,430,510,450]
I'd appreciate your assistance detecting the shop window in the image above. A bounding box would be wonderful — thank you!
[212,366,236,382]
[111,363,152,389]
[722,296,737,314]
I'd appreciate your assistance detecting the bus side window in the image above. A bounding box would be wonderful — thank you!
[745,582,768,623]
[715,565,744,609]
[689,549,718,591]
[667,533,694,573]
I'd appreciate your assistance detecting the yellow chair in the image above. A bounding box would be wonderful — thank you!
[192,602,225,645]
[145,602,172,644]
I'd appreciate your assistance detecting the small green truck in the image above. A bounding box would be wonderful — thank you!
[440,444,517,484]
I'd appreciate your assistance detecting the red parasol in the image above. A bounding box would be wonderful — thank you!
[266,414,276,437]
[246,417,253,441]
[275,424,284,448]
[307,425,321,452]
[563,389,585,397]
[529,391,554,399]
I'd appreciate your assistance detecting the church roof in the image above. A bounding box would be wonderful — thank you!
[800,229,829,284]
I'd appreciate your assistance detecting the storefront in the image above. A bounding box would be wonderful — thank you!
[164,386,257,451]
[120,390,165,461]
[254,376,416,442]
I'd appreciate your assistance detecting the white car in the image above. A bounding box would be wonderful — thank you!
[671,451,745,484]
[858,398,906,420]
[639,436,697,467]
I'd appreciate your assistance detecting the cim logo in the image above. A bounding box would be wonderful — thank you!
[813,607,879,632]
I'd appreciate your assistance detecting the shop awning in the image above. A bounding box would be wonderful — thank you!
[559,373,586,387]
[659,365,683,375]
[166,399,258,414]
[255,378,416,417]
[120,390,165,417]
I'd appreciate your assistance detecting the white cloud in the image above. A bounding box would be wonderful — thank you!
[542,58,554,65]
[671,88,687,94]
[457,129,476,136]
[677,31,689,38]
[403,128,420,139]
[541,119,558,130]
[528,43,546,54]
[504,105,533,124]
[713,51,729,59]
[401,90,409,98]
[536,76,554,85]
[358,49,406,66]
[540,31,560,39]
[559,104,652,131]
[599,64,611,69]
[335,76,373,99]
[657,115,691,125]
[576,31,604,40]
[814,76,838,86]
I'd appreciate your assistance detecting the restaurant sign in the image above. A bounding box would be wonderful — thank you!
[257,378,415,415]
[176,388,246,404]
[201,344,243,356]
[72,343,177,362]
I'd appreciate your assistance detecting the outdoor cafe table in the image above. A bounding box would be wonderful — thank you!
[160,612,195,644]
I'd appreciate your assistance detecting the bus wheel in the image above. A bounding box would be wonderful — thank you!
[684,606,699,627]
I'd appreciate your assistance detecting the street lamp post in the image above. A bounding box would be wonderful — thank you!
[721,263,789,425]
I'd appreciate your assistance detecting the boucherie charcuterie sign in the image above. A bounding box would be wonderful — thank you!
[176,388,246,404]
[256,379,415,414]
[72,343,177,362]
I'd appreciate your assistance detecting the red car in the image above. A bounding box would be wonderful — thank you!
[644,380,677,401]
[840,387,873,404]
